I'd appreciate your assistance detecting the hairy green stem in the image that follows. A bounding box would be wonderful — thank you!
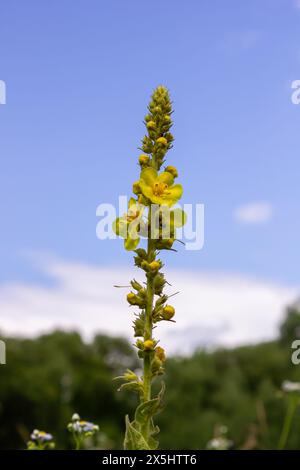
[141,207,155,441]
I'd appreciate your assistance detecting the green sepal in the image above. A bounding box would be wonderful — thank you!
[117,381,143,394]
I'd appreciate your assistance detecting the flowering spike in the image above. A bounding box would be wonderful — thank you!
[112,86,186,450]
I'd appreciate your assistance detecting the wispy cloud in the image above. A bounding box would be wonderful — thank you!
[234,202,273,224]
[0,255,296,354]
[219,30,261,54]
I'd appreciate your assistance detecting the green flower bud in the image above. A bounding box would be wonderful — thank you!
[136,339,144,350]
[131,279,143,291]
[124,369,137,381]
[153,273,166,295]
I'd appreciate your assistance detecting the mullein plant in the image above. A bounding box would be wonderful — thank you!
[113,86,186,450]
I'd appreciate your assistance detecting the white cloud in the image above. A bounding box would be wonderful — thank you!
[294,0,300,10]
[234,202,273,224]
[0,256,297,355]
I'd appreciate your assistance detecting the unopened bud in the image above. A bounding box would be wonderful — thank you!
[156,137,168,147]
[165,165,178,178]
[146,121,156,130]
[132,181,141,194]
[127,292,137,305]
[139,154,150,165]
[162,305,175,320]
[143,339,155,351]
[148,261,161,272]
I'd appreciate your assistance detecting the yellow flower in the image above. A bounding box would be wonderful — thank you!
[138,167,183,207]
[112,198,145,250]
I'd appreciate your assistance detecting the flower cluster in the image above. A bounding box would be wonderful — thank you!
[67,413,99,449]
[27,429,55,450]
[113,86,186,450]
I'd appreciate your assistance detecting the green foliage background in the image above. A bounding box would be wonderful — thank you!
[0,305,300,449]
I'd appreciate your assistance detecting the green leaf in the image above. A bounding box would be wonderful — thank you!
[124,416,151,450]
[134,382,166,428]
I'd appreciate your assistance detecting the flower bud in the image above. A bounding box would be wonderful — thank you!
[136,339,144,349]
[141,260,150,271]
[164,115,171,123]
[165,165,178,178]
[156,137,168,147]
[131,279,143,291]
[165,132,174,142]
[132,181,141,194]
[146,121,156,130]
[143,339,155,351]
[124,369,137,381]
[156,238,174,250]
[148,261,161,272]
[162,305,175,320]
[127,292,137,305]
[139,154,150,166]
[153,273,166,295]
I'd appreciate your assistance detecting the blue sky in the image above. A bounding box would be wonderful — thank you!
[1,0,300,292]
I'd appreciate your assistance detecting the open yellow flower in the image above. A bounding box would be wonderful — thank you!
[138,167,183,207]
[112,198,145,250]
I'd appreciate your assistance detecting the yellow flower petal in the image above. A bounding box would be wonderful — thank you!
[139,180,154,200]
[164,184,183,206]
[157,171,174,186]
[140,167,157,186]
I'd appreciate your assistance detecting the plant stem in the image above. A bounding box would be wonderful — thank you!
[141,208,154,440]
[278,395,298,450]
